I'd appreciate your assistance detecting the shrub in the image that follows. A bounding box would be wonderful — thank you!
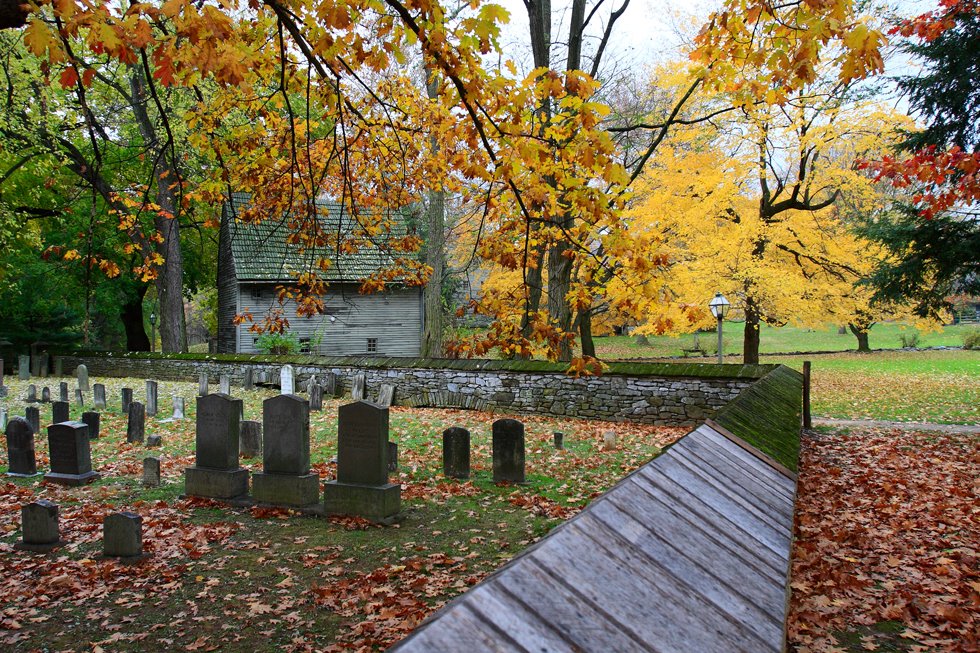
[963,329,980,350]
[254,332,300,355]
[898,330,920,348]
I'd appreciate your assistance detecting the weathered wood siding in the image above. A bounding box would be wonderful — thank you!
[235,284,422,356]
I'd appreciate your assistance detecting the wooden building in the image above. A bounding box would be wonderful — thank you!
[216,194,423,356]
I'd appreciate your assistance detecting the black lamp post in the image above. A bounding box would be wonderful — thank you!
[708,293,730,364]
[149,311,157,353]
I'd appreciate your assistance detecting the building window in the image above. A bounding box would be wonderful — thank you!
[366,337,378,353]
[300,337,311,353]
[249,287,262,300]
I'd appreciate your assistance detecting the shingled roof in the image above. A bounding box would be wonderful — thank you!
[223,193,415,283]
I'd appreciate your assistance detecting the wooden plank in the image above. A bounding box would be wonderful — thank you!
[394,594,527,652]
[692,426,796,498]
[704,418,798,481]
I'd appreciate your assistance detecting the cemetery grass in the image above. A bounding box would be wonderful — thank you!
[0,377,684,652]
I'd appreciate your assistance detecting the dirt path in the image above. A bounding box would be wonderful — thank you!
[812,417,979,434]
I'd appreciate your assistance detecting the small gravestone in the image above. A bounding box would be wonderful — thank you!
[323,401,400,522]
[240,420,262,458]
[18,354,30,380]
[25,406,40,434]
[252,395,319,508]
[219,375,231,395]
[442,427,470,480]
[198,373,209,397]
[45,421,99,486]
[14,501,65,552]
[377,384,395,408]
[59,381,69,402]
[103,512,145,560]
[602,430,617,451]
[121,387,133,414]
[76,364,89,392]
[93,383,106,409]
[258,370,269,385]
[306,375,318,395]
[243,368,254,390]
[351,373,366,401]
[38,353,49,378]
[74,388,84,406]
[172,396,185,420]
[5,417,39,477]
[145,380,158,417]
[322,373,337,397]
[52,400,70,424]
[26,384,37,403]
[143,457,161,487]
[387,441,398,472]
[146,434,162,447]
[54,358,63,377]
[309,383,323,411]
[492,418,526,484]
[81,411,101,439]
[41,387,51,403]
[553,431,565,450]
[280,365,295,394]
[0,408,6,431]
[127,402,145,443]
[184,393,248,500]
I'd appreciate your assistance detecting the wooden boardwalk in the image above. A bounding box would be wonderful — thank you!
[391,419,798,652]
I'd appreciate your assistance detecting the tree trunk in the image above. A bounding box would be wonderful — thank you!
[420,67,446,358]
[548,238,574,361]
[743,295,761,364]
[848,323,871,352]
[121,288,151,351]
[578,308,595,358]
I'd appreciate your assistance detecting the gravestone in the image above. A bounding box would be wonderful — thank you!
[306,375,317,395]
[93,383,106,409]
[121,387,133,414]
[76,364,89,392]
[52,400,70,424]
[442,427,470,480]
[26,384,37,403]
[183,393,248,500]
[54,357,63,377]
[5,417,39,477]
[0,408,6,430]
[81,411,101,440]
[240,420,262,458]
[143,457,161,487]
[103,512,144,559]
[38,353,49,378]
[145,380,158,417]
[309,383,323,411]
[127,402,145,443]
[41,387,50,403]
[280,365,295,394]
[220,375,231,395]
[146,435,162,447]
[322,373,337,398]
[602,430,617,451]
[198,373,209,397]
[30,355,41,378]
[18,354,30,380]
[74,388,84,406]
[251,395,319,508]
[553,431,565,450]
[350,374,366,401]
[59,381,69,402]
[322,401,400,522]
[243,368,254,390]
[492,418,526,484]
[45,421,99,486]
[0,357,4,390]
[172,396,185,420]
[377,384,395,408]
[387,441,398,472]
[258,371,269,385]
[25,406,40,434]
[14,501,65,552]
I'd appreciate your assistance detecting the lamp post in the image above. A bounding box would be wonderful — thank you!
[149,311,157,353]
[708,293,730,365]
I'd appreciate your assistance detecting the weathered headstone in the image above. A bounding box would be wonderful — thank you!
[553,431,565,450]
[492,418,526,484]
[602,430,617,451]
[145,380,158,417]
[93,383,106,409]
[25,406,40,434]
[0,408,7,430]
[309,383,323,411]
[103,512,144,559]
[239,420,262,458]
[76,364,89,392]
[198,373,209,397]
[38,353,49,378]
[322,373,337,398]
[54,357,63,377]
[184,393,248,500]
[280,365,295,394]
[252,395,319,508]
[219,374,231,395]
[442,427,470,480]
[243,368,254,390]
[323,401,400,522]
[377,384,395,408]
[306,375,318,395]
[81,411,101,440]
[59,381,69,402]
[74,388,84,406]
[146,434,162,447]
[26,384,38,403]
[52,400,70,424]
[351,373,366,401]
[127,402,145,444]
[172,396,185,420]
[121,387,133,414]
[14,501,65,552]
[45,421,99,485]
[387,441,398,472]
[143,457,161,487]
[5,417,39,476]
[257,370,269,385]
[18,354,30,380]
[41,387,51,403]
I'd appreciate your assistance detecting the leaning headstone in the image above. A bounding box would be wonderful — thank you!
[103,512,145,560]
[219,374,231,395]
[18,354,30,380]
[59,381,69,402]
[442,427,470,480]
[74,388,84,406]
[377,384,395,408]
[145,380,158,417]
[45,421,99,486]
[239,420,262,458]
[81,411,101,440]
[351,373,366,401]
[52,400,70,424]
[25,406,40,434]
[14,501,65,552]
[146,434,162,447]
[492,418,526,484]
[183,393,248,500]
[143,457,161,487]
[280,365,295,394]
[26,384,38,403]
[38,353,49,378]
[387,441,398,473]
[322,401,400,522]
[602,430,617,451]
[252,395,319,508]
[93,383,106,409]
[243,368,254,390]
[5,417,39,476]
[309,383,323,411]
[127,402,145,444]
[171,396,185,420]
[41,387,51,403]
[75,364,89,392]
[553,431,565,450]
[121,387,133,414]
[322,373,337,398]
[198,373,209,397]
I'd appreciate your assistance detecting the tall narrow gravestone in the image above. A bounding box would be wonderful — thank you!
[322,373,337,398]
[18,354,30,380]
[377,384,395,408]
[30,355,41,377]
[143,457,161,487]
[41,387,50,403]
[121,387,133,414]
[25,406,40,434]
[172,396,185,420]
[251,395,320,508]
[350,374,366,401]
[54,357,63,377]
[76,364,89,392]
[442,427,471,480]
[14,501,65,552]
[26,384,37,403]
[59,381,69,402]
[45,421,100,486]
[5,417,39,477]
[280,365,295,394]
[38,353,49,378]
[52,401,70,424]
[81,412,101,440]
[198,373,209,397]
[309,383,323,411]
[492,418,526,484]
[145,380,158,417]
[243,368,254,391]
[184,394,248,500]
[127,402,145,444]
[219,375,231,395]
[93,383,106,409]
[322,401,400,522]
